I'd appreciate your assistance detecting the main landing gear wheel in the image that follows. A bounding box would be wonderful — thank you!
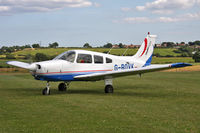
[58,83,67,91]
[104,78,113,93]
[105,85,114,93]
[58,82,70,92]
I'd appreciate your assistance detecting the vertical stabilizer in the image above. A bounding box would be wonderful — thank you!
[133,33,157,67]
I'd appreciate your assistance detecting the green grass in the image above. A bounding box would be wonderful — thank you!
[0,59,29,68]
[154,48,180,56]
[11,48,180,57]
[11,48,139,57]
[151,57,194,64]
[0,55,6,58]
[0,59,9,68]
[0,72,200,133]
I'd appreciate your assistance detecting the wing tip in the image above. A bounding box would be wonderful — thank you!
[171,63,192,68]
[6,61,14,65]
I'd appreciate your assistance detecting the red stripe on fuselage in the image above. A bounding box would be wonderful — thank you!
[140,38,147,57]
[36,69,113,75]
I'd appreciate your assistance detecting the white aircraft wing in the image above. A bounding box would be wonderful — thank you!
[7,61,38,71]
[74,63,191,81]
[7,61,31,69]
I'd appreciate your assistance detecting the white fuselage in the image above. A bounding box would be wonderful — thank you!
[31,50,144,81]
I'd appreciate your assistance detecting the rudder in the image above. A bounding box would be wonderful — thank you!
[133,33,157,67]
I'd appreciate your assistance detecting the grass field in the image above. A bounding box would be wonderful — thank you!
[0,72,199,133]
[12,48,181,57]
[151,57,194,64]
[0,59,29,68]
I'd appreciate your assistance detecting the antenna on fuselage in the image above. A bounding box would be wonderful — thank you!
[107,47,113,54]
[122,47,129,56]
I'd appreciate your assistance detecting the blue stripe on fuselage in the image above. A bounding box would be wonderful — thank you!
[33,72,104,81]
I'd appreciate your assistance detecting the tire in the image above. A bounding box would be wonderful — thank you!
[42,88,50,95]
[58,83,67,91]
[105,85,114,93]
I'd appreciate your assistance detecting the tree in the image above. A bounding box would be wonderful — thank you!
[32,44,40,48]
[193,51,200,62]
[194,40,200,46]
[49,42,59,48]
[118,43,124,48]
[24,54,32,60]
[6,54,16,59]
[188,41,194,46]
[24,45,31,48]
[34,53,49,61]
[162,42,175,48]
[181,42,185,44]
[103,43,113,48]
[177,46,193,57]
[83,43,92,48]
[6,47,14,53]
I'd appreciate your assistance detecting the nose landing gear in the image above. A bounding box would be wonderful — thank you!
[42,81,50,95]
[42,82,71,95]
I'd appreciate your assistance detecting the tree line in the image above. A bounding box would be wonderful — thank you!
[0,42,59,54]
[1,40,200,54]
[84,41,200,48]
[1,40,200,62]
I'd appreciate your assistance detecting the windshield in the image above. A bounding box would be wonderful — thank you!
[53,51,76,63]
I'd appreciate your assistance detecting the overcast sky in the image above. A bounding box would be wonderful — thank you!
[0,0,200,47]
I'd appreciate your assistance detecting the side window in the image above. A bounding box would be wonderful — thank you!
[106,57,112,63]
[94,55,103,64]
[77,54,92,63]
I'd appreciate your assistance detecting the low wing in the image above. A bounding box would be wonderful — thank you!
[7,61,31,69]
[7,61,38,71]
[74,63,192,81]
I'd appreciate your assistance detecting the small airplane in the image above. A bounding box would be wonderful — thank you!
[7,33,191,95]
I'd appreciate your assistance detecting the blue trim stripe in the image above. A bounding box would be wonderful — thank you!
[143,55,152,67]
[171,63,192,68]
[35,73,79,81]
[34,71,105,81]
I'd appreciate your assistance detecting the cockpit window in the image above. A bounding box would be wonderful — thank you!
[94,55,103,64]
[53,51,75,63]
[77,54,92,63]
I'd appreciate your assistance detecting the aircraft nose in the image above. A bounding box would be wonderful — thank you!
[28,63,43,71]
[28,64,37,71]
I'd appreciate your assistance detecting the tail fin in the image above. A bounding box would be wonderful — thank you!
[133,33,157,66]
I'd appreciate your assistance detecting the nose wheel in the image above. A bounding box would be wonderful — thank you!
[42,82,50,95]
